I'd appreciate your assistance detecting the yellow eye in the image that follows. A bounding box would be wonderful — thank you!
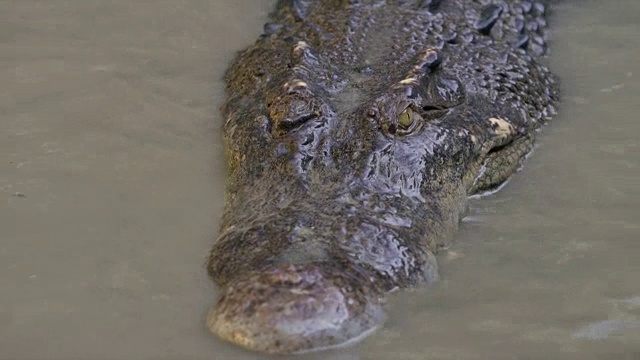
[398,108,414,129]
[398,107,423,133]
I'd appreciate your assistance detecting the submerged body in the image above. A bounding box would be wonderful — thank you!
[207,0,559,354]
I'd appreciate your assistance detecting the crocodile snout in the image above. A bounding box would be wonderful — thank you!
[206,263,385,354]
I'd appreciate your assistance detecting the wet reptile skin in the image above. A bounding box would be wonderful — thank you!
[207,0,559,354]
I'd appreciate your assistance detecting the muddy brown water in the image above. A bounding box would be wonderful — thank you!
[1,1,638,359]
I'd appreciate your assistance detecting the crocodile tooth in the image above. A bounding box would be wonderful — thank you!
[487,116,516,146]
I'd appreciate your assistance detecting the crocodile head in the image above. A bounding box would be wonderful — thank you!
[207,0,558,354]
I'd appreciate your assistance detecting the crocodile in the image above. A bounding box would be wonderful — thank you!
[207,0,559,354]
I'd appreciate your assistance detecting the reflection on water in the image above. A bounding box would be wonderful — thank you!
[1,0,638,359]
[573,320,640,341]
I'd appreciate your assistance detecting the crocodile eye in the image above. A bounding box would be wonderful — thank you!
[396,107,423,135]
[398,108,414,129]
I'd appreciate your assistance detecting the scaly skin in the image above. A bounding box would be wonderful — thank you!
[207,0,559,354]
